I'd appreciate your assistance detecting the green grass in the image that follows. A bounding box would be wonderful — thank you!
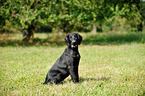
[0,32,145,46]
[0,32,145,95]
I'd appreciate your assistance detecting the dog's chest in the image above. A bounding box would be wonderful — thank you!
[65,47,80,62]
[71,51,80,59]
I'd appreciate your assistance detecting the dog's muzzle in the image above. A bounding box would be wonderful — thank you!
[71,41,77,48]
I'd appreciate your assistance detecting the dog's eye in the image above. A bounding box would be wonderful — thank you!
[69,36,72,40]
[74,35,77,38]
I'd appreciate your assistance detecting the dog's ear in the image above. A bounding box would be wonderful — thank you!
[77,33,82,45]
[65,33,70,46]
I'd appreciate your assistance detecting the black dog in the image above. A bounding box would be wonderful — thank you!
[43,33,82,84]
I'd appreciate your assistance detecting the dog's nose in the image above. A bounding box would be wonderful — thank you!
[72,41,76,45]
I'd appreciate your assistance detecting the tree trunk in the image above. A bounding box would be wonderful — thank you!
[23,24,35,42]
[97,23,102,32]
[92,22,97,34]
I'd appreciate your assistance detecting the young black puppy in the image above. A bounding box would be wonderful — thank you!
[43,33,82,84]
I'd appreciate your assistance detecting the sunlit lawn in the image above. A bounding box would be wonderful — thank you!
[0,32,145,95]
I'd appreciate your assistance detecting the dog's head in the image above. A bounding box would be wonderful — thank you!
[65,33,82,49]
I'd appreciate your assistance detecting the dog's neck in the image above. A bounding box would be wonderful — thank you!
[68,46,78,52]
[65,47,80,58]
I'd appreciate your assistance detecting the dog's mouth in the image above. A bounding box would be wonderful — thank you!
[71,44,78,48]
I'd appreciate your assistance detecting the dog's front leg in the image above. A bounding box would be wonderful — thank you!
[68,65,79,83]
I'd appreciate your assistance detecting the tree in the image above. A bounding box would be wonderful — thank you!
[0,0,143,43]
[0,0,49,41]
[104,0,142,32]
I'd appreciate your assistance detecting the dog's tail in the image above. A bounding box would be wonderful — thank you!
[43,79,51,84]
[43,81,47,84]
[43,74,51,84]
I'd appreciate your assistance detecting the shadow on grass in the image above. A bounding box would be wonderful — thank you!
[62,77,111,84]
[0,35,66,47]
[82,32,145,45]
[0,32,144,47]
[79,77,111,83]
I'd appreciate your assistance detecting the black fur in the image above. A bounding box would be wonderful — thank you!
[43,33,82,84]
